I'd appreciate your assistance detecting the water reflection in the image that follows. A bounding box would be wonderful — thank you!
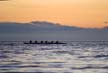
[0,42,108,73]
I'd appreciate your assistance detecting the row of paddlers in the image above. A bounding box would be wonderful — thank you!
[24,40,66,44]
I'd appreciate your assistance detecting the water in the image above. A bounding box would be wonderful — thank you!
[0,41,108,73]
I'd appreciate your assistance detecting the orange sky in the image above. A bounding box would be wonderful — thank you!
[0,0,108,28]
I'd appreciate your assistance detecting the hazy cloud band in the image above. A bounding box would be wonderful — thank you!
[0,0,9,1]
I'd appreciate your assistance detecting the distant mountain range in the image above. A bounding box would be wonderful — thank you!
[0,21,108,40]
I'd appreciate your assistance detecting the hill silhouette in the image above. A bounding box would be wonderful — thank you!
[0,21,108,40]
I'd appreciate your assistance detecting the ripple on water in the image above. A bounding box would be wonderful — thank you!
[0,42,108,73]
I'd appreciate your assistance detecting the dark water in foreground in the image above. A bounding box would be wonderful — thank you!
[0,41,108,73]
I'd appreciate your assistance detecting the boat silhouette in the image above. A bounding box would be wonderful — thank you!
[24,40,66,44]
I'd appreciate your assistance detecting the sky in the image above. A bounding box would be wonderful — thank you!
[0,0,108,28]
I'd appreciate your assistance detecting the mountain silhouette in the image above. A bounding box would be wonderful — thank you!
[0,21,108,40]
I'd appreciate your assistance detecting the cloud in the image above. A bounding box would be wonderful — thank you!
[0,21,108,41]
[0,0,9,1]
[104,21,108,24]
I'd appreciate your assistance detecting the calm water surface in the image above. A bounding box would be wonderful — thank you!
[0,41,108,73]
